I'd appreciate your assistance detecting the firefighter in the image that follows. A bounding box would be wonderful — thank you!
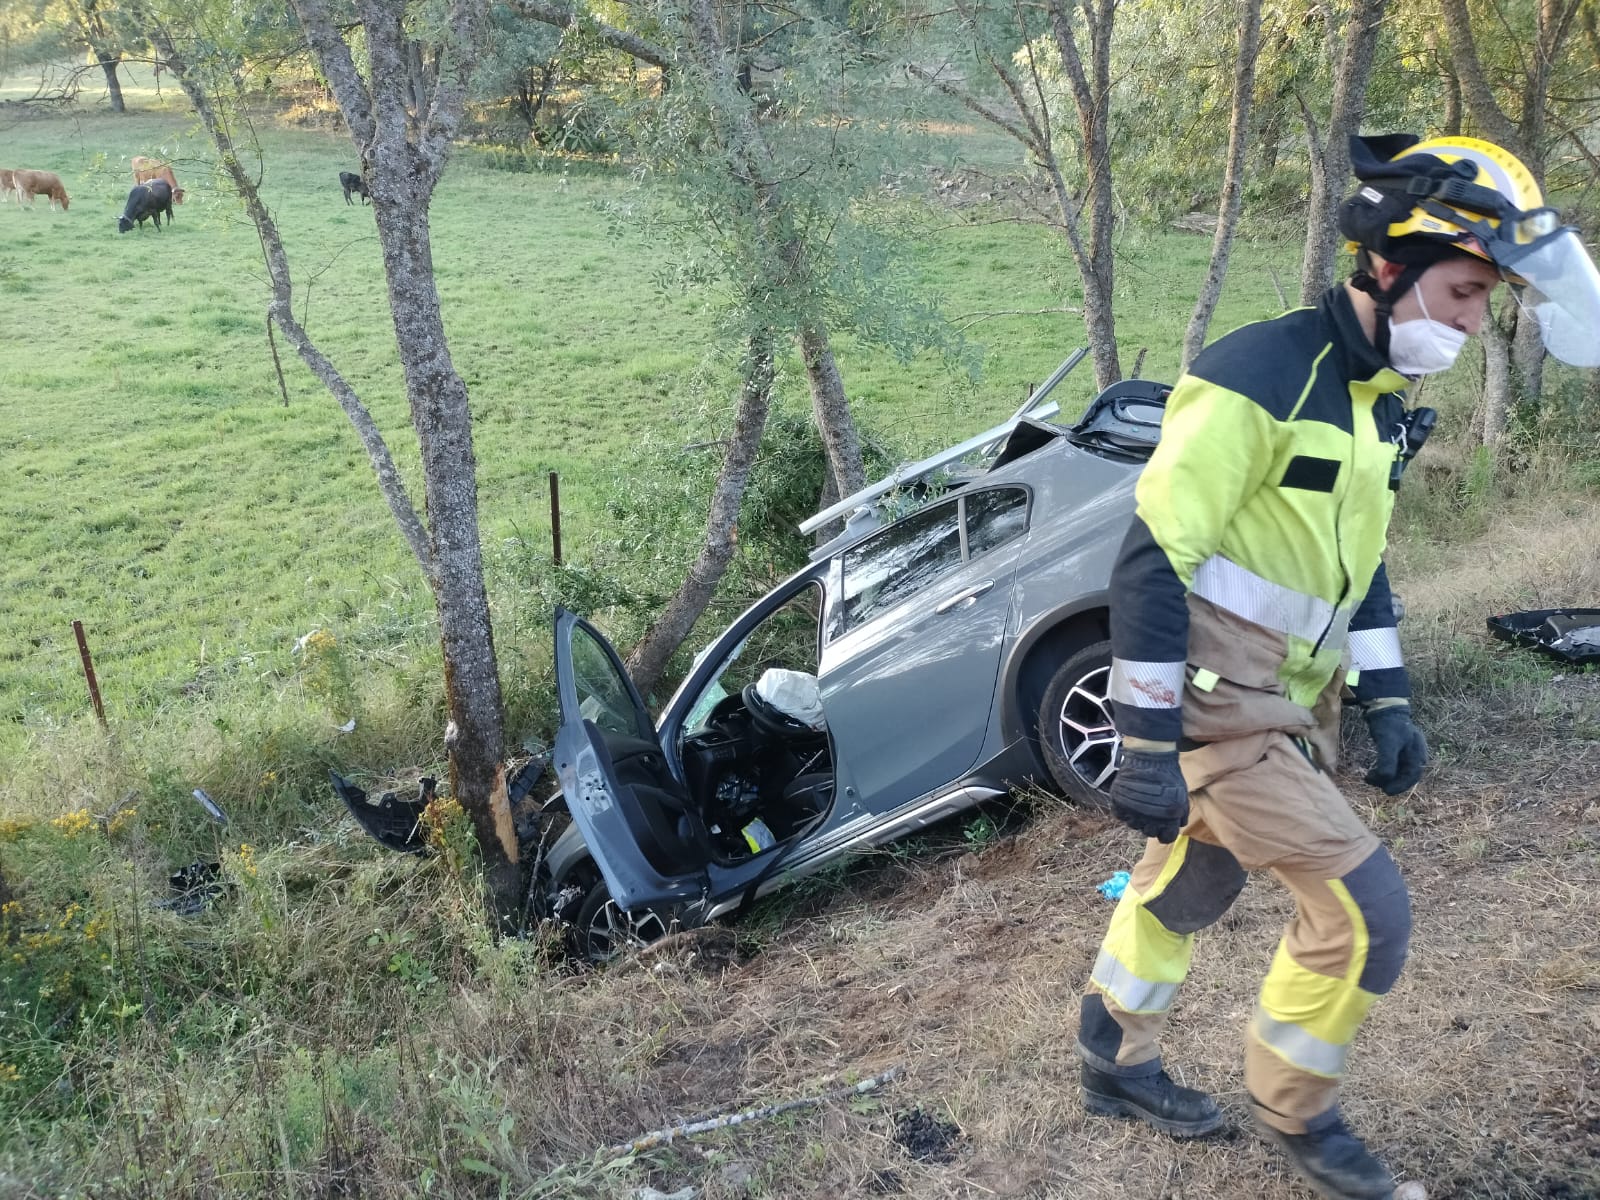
[1076,133,1600,1200]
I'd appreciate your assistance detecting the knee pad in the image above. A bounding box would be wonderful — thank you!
[1145,839,1248,935]
[1342,844,1412,994]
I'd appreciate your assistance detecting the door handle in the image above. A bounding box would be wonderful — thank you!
[934,580,995,614]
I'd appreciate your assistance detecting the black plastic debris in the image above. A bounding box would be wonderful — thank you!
[154,860,224,915]
[1486,609,1600,666]
[892,1107,961,1164]
[330,771,435,854]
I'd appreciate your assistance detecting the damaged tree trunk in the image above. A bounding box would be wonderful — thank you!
[626,330,776,696]
[144,0,523,923]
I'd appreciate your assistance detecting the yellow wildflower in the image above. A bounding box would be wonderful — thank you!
[0,1064,20,1083]
[107,806,139,836]
[50,809,94,837]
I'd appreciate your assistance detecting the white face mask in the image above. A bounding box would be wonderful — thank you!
[1387,286,1468,376]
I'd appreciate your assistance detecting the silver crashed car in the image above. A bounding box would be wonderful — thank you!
[540,359,1170,959]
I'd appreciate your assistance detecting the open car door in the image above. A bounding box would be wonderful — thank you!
[552,608,713,912]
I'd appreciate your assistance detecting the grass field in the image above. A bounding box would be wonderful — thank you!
[0,68,1300,757]
[5,65,1599,1200]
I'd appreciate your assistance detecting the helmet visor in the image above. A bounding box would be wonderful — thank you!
[1497,228,1600,367]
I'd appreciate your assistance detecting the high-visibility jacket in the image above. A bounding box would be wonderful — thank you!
[1109,286,1415,746]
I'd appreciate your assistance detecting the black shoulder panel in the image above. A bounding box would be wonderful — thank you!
[1187,308,1348,431]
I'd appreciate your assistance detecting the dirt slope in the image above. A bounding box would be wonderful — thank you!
[499,493,1600,1200]
[570,760,1595,1200]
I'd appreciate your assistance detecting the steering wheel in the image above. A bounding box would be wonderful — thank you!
[742,681,826,744]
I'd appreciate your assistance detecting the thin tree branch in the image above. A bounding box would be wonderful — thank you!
[509,0,672,69]
[139,13,434,577]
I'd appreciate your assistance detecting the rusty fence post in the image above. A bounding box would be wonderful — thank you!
[72,620,108,729]
[549,471,563,566]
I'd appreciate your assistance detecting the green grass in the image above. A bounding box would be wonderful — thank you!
[0,68,1308,764]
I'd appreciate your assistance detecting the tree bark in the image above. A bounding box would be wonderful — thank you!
[152,0,524,921]
[1182,0,1262,373]
[95,51,125,112]
[1478,306,1513,449]
[626,331,775,697]
[1437,0,1522,153]
[799,323,866,499]
[1044,0,1121,388]
[1299,0,1388,303]
[342,0,521,920]
[1424,30,1462,136]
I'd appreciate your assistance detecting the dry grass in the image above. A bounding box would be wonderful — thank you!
[6,475,1599,1200]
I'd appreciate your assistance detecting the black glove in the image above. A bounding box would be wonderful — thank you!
[1364,703,1428,794]
[1109,748,1189,844]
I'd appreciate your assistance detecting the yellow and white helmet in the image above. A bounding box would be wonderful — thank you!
[1340,133,1600,367]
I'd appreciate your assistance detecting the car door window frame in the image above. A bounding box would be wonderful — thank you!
[825,484,1031,643]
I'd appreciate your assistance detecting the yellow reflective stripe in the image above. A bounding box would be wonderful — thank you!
[1346,669,1361,688]
[1285,342,1334,422]
[1091,842,1196,1014]
[1255,879,1377,1076]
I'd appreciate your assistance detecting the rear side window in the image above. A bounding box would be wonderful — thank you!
[840,502,962,632]
[836,486,1029,635]
[965,486,1029,556]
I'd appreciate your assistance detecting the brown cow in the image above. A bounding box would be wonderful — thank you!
[131,156,185,204]
[13,169,70,211]
[0,168,17,204]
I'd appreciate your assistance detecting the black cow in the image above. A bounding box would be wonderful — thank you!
[118,179,173,233]
[339,171,370,205]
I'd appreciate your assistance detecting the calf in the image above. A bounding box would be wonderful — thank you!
[0,168,16,205]
[13,169,70,211]
[118,179,173,233]
[339,170,370,205]
[131,156,185,204]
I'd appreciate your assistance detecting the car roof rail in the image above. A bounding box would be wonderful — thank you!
[797,348,1087,537]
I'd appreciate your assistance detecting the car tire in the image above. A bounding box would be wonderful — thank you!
[570,868,677,965]
[1038,639,1120,809]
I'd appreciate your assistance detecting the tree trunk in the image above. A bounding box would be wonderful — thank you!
[1478,307,1512,449]
[1182,0,1262,373]
[1045,0,1121,389]
[799,323,866,499]
[157,0,518,920]
[626,331,775,697]
[95,51,125,112]
[341,0,519,921]
[1511,309,1545,411]
[1425,30,1461,135]
[1299,0,1388,303]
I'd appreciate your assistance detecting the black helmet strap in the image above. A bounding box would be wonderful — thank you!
[1351,249,1431,361]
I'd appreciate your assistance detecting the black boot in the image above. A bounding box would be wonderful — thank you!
[1256,1108,1395,1200]
[1080,1061,1225,1138]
